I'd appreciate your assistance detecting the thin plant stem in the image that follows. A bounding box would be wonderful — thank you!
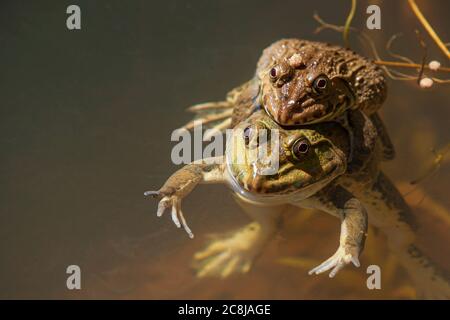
[407,0,450,59]
[373,60,450,72]
[343,0,357,48]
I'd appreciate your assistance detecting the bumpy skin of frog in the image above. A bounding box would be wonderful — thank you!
[256,39,386,125]
[148,110,450,298]
[182,38,394,160]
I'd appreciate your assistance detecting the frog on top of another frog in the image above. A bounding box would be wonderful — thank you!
[182,38,394,160]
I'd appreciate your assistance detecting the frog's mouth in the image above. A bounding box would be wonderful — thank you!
[265,95,349,126]
[225,165,298,204]
[286,100,333,125]
[262,77,355,126]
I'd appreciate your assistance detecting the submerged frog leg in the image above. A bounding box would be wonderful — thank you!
[349,171,450,298]
[181,109,233,130]
[193,194,286,278]
[369,112,396,161]
[334,112,355,163]
[294,185,368,278]
[145,157,226,238]
[187,101,233,112]
[203,118,233,141]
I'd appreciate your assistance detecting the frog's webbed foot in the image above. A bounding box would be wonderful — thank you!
[144,190,194,238]
[193,222,265,278]
[308,245,361,278]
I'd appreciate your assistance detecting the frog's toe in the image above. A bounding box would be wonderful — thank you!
[194,250,253,278]
[220,256,240,278]
[187,101,231,112]
[151,195,194,238]
[156,196,171,217]
[181,108,233,130]
[193,240,228,260]
[196,251,232,278]
[144,190,160,198]
[193,240,255,278]
[308,256,338,276]
[221,257,252,278]
[193,240,233,278]
[193,223,265,278]
[309,246,359,278]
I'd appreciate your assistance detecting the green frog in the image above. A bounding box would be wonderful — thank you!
[182,38,394,160]
[147,110,449,298]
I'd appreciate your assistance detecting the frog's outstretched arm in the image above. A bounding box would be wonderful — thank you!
[294,185,368,278]
[145,157,226,238]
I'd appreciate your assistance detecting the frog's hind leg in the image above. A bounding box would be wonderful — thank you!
[193,194,287,278]
[180,84,241,132]
[180,79,259,134]
[181,108,234,131]
[356,172,450,298]
[369,112,396,161]
[179,102,235,141]
[187,101,233,113]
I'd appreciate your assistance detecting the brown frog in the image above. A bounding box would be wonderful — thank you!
[182,38,394,160]
[256,39,386,124]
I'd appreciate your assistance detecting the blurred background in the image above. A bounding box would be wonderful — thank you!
[0,0,449,299]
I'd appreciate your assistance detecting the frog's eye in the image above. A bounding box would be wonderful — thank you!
[313,75,329,91]
[270,64,294,87]
[292,139,310,158]
[269,67,278,80]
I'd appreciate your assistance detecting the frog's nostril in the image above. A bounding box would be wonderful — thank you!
[243,127,252,146]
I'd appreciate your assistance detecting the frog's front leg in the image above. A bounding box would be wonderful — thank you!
[145,157,225,238]
[294,185,368,278]
[193,195,287,278]
[308,198,367,277]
